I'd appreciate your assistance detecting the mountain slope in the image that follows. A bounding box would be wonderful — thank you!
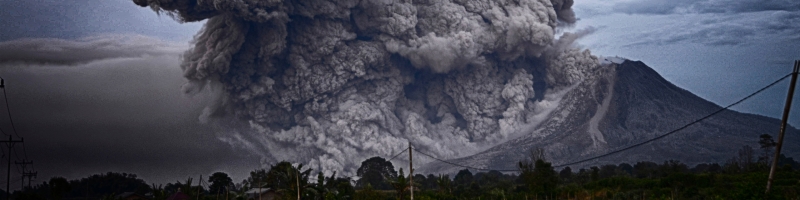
[420,60,800,173]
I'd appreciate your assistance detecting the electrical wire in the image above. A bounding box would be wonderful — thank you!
[19,143,27,161]
[554,72,793,167]
[413,148,519,172]
[0,84,27,162]
[2,83,31,164]
[304,149,404,182]
[0,125,6,137]
[2,88,20,138]
[387,149,407,162]
[407,73,793,171]
[11,146,21,162]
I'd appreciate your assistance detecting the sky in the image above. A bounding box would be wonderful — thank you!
[0,0,798,189]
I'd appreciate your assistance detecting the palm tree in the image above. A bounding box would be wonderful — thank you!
[150,184,168,200]
[436,174,452,194]
[389,168,409,200]
[265,162,312,199]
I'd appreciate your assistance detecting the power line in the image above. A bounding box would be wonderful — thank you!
[1,135,23,199]
[387,149,407,162]
[0,122,6,137]
[1,88,20,138]
[554,72,793,167]
[413,148,519,172]
[11,146,22,163]
[0,80,28,162]
[408,72,792,172]
[308,150,411,182]
[19,143,27,161]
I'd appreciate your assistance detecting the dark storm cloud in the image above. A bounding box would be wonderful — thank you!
[0,34,256,186]
[0,34,185,65]
[627,23,756,47]
[619,11,800,47]
[612,0,800,15]
[0,0,202,42]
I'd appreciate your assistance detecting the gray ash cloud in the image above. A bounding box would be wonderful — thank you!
[133,0,597,175]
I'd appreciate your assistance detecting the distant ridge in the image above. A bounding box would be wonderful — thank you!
[421,60,800,173]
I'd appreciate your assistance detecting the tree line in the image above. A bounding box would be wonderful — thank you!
[13,134,800,199]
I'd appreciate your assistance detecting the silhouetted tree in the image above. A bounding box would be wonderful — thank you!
[355,157,397,190]
[62,172,150,199]
[476,170,507,191]
[599,164,618,179]
[265,161,312,199]
[453,168,480,198]
[244,168,268,189]
[726,145,757,172]
[660,160,689,175]
[389,168,409,200]
[150,184,168,200]
[633,161,659,178]
[413,174,428,191]
[208,172,233,196]
[759,134,777,164]
[309,171,353,200]
[617,163,634,175]
[49,177,70,200]
[436,174,452,194]
[518,149,558,197]
[777,154,800,170]
[559,167,573,183]
[453,169,474,189]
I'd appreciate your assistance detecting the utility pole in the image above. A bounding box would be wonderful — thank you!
[197,175,202,200]
[15,160,32,190]
[296,166,300,200]
[1,135,23,199]
[22,171,36,189]
[409,141,413,200]
[766,60,800,194]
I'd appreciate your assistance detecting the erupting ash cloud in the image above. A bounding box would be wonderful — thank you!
[133,0,597,175]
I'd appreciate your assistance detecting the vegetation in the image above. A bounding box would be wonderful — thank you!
[11,135,800,199]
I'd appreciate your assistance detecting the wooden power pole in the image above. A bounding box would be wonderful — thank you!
[15,160,32,190]
[22,171,36,189]
[296,167,300,200]
[1,135,23,199]
[409,141,413,200]
[766,60,800,194]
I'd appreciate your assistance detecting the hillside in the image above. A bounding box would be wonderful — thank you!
[420,60,800,173]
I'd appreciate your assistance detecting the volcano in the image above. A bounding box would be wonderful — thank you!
[420,59,800,173]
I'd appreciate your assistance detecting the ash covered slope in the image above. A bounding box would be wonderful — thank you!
[420,60,800,173]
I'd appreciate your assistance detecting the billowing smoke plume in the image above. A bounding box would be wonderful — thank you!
[134,0,597,175]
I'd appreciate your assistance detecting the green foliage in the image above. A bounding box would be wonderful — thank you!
[353,184,386,200]
[435,174,452,195]
[356,157,397,190]
[389,168,409,200]
[14,136,800,200]
[308,171,354,200]
[150,183,168,200]
[208,171,234,195]
[273,162,313,199]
